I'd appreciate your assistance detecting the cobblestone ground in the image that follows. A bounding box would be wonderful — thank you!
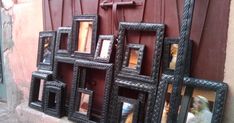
[0,102,19,123]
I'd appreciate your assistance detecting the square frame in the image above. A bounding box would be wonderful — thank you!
[68,59,113,123]
[55,27,72,57]
[94,35,114,63]
[151,74,228,123]
[71,15,98,60]
[37,31,56,71]
[44,81,66,118]
[121,43,145,74]
[115,22,165,83]
[28,71,52,111]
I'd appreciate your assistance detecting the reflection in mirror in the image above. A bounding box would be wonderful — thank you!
[59,33,68,50]
[186,89,215,123]
[38,80,44,101]
[99,40,111,59]
[48,92,57,108]
[169,44,178,70]
[78,92,90,115]
[42,37,53,64]
[121,102,135,123]
[128,49,139,69]
[77,22,93,53]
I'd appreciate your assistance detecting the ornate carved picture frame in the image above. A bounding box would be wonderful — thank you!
[152,74,228,123]
[71,15,98,60]
[55,27,72,57]
[37,31,56,71]
[94,35,114,63]
[121,43,145,74]
[68,60,113,123]
[115,22,165,83]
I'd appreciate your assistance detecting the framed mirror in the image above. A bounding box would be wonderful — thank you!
[37,31,56,71]
[71,15,98,59]
[121,43,145,74]
[55,27,72,56]
[94,35,114,63]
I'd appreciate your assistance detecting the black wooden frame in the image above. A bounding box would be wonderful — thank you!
[68,59,113,123]
[28,71,52,111]
[55,27,72,57]
[162,38,193,76]
[121,43,145,74]
[44,80,66,118]
[152,74,228,123]
[71,15,98,60]
[116,96,140,123]
[115,22,165,83]
[94,35,114,63]
[37,31,56,71]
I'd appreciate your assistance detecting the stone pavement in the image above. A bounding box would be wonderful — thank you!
[0,102,19,123]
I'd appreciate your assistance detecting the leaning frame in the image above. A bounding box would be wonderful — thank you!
[115,22,165,83]
[68,59,113,123]
[151,74,228,123]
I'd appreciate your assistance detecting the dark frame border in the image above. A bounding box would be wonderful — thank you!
[115,22,165,83]
[37,31,56,71]
[151,74,228,123]
[55,27,72,57]
[94,35,114,63]
[71,15,98,60]
[121,43,145,74]
[68,59,113,123]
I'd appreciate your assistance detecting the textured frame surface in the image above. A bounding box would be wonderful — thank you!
[115,22,165,83]
[152,74,228,123]
[121,43,145,74]
[68,59,113,123]
[37,31,56,71]
[162,38,193,76]
[94,35,114,63]
[28,71,52,111]
[71,15,98,60]
[44,81,66,118]
[55,27,72,57]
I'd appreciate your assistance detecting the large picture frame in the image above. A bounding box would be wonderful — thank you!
[94,35,114,63]
[37,31,56,71]
[55,27,72,57]
[68,59,113,123]
[115,22,165,83]
[151,74,228,123]
[71,15,98,60]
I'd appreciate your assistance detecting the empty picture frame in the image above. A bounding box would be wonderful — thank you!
[55,27,72,56]
[116,96,140,123]
[37,31,56,71]
[121,43,145,74]
[151,74,228,123]
[44,81,66,118]
[29,71,52,111]
[162,38,193,76]
[115,22,165,83]
[71,15,98,59]
[94,35,114,63]
[68,60,113,123]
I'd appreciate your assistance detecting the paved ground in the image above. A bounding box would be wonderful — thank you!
[0,102,19,123]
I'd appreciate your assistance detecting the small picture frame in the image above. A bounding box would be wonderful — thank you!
[37,31,56,71]
[162,38,193,76]
[55,27,72,57]
[121,43,145,74]
[117,96,140,123]
[71,15,98,60]
[94,35,114,63]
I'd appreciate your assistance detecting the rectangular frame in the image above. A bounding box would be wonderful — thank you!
[115,22,165,83]
[121,43,145,74]
[151,74,228,123]
[71,15,98,60]
[94,35,114,63]
[162,38,193,76]
[37,31,56,71]
[55,27,72,57]
[68,59,113,123]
